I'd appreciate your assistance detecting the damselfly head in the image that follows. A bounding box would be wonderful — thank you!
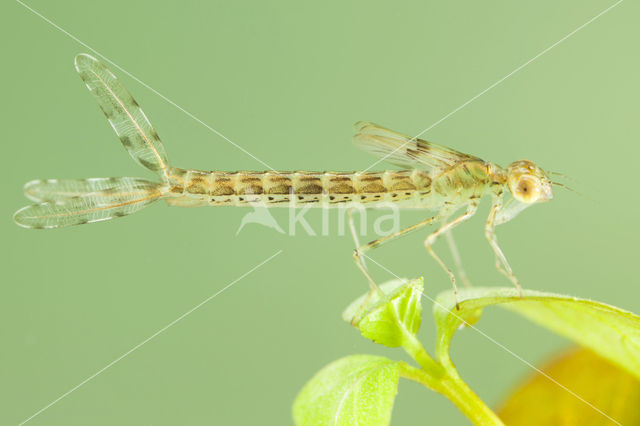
[505,160,553,204]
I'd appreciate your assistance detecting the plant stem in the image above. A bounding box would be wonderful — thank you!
[400,362,503,425]
[399,335,503,425]
[438,371,504,425]
[402,333,445,379]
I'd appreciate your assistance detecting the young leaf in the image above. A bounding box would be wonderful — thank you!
[432,287,640,379]
[292,355,401,426]
[498,347,640,425]
[342,279,423,347]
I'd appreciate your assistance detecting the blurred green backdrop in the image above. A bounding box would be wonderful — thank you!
[2,1,638,424]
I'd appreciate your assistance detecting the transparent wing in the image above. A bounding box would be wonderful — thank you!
[14,177,162,229]
[23,177,157,203]
[75,54,169,176]
[353,122,482,172]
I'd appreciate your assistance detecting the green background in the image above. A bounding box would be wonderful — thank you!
[2,1,638,424]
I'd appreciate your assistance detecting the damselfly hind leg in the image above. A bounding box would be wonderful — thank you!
[424,203,479,309]
[485,200,523,296]
[348,208,369,274]
[349,211,445,322]
[347,208,380,324]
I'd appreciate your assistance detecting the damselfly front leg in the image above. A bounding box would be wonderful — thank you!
[485,197,523,296]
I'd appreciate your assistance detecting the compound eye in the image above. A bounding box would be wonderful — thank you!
[516,176,541,203]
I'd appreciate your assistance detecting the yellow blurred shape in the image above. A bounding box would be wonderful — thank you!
[498,347,640,425]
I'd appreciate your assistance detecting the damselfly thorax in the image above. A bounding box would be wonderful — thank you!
[14,54,556,305]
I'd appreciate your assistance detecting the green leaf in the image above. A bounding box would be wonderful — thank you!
[292,355,401,426]
[342,278,424,347]
[498,347,640,425]
[433,287,640,379]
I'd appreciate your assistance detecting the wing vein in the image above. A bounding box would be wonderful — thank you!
[90,69,167,174]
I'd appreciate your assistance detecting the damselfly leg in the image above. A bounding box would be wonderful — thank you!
[445,229,473,288]
[14,57,556,308]
[350,212,445,301]
[424,203,479,307]
[485,198,523,296]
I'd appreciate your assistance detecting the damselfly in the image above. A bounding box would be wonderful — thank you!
[14,54,556,302]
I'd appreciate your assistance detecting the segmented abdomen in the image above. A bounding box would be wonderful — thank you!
[165,168,432,208]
